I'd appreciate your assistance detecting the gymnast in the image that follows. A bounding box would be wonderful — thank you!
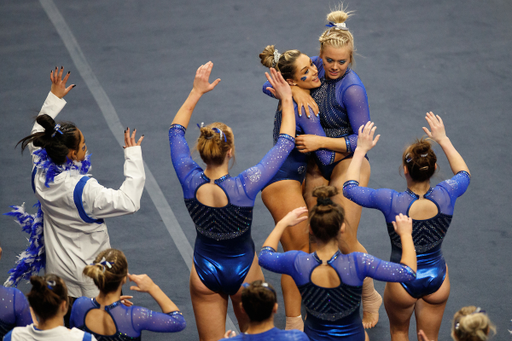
[343,116,471,340]
[418,306,496,341]
[4,274,96,340]
[259,44,342,330]
[0,246,32,339]
[262,7,381,327]
[70,248,185,340]
[220,280,309,341]
[11,67,145,325]
[258,187,417,341]
[169,62,295,341]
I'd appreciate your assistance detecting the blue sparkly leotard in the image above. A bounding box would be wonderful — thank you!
[169,124,295,295]
[343,171,470,298]
[259,247,416,341]
[265,103,336,187]
[263,57,370,180]
[0,287,32,338]
[70,297,186,341]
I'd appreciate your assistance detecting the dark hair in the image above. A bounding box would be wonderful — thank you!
[27,274,68,321]
[402,137,437,182]
[452,306,496,341]
[17,114,80,165]
[196,122,235,166]
[83,249,128,294]
[241,280,277,322]
[259,45,302,81]
[309,186,345,243]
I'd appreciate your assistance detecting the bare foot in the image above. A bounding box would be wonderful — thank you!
[362,291,382,329]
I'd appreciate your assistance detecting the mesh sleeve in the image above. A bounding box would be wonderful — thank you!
[262,80,277,99]
[169,124,202,193]
[240,134,295,200]
[259,247,301,274]
[339,85,370,152]
[354,253,416,283]
[343,181,395,219]
[431,170,471,215]
[297,110,336,166]
[132,307,186,333]
[13,289,32,327]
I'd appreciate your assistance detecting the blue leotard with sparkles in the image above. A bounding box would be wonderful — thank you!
[263,57,370,180]
[259,247,416,341]
[343,171,470,298]
[0,287,32,339]
[70,297,185,340]
[169,124,295,295]
[219,327,309,341]
[265,103,336,187]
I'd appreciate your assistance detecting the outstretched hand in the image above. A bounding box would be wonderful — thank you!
[265,68,292,101]
[128,273,157,293]
[392,213,413,237]
[278,206,308,228]
[123,127,144,148]
[193,61,221,95]
[50,66,75,99]
[422,111,447,143]
[356,121,380,153]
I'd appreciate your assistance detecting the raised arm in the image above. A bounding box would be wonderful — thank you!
[29,67,74,155]
[171,61,221,129]
[262,207,308,250]
[346,121,379,183]
[263,80,319,117]
[128,273,180,313]
[391,214,416,272]
[266,68,295,137]
[422,112,470,176]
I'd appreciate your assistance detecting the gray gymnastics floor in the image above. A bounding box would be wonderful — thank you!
[1,1,511,340]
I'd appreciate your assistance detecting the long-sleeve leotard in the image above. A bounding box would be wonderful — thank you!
[70,297,186,341]
[259,247,415,341]
[343,171,470,297]
[0,287,32,338]
[169,124,294,295]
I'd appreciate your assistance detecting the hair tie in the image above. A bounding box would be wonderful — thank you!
[212,127,227,143]
[51,124,63,138]
[420,153,428,157]
[405,153,412,163]
[272,49,281,68]
[317,197,334,206]
[196,122,204,129]
[47,280,56,290]
[419,166,429,171]
[325,22,349,31]
[95,257,114,273]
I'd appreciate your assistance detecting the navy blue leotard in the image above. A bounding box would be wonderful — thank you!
[263,57,370,180]
[259,247,416,341]
[70,297,185,340]
[169,124,294,295]
[343,171,470,298]
[0,287,32,339]
[265,103,336,187]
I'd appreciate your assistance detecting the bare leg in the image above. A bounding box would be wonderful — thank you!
[231,254,265,333]
[384,282,417,341]
[414,267,451,341]
[190,264,229,341]
[262,181,308,330]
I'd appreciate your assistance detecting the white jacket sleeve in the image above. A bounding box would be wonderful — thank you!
[29,91,67,155]
[81,146,146,219]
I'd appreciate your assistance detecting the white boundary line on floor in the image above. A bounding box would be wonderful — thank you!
[39,0,238,333]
